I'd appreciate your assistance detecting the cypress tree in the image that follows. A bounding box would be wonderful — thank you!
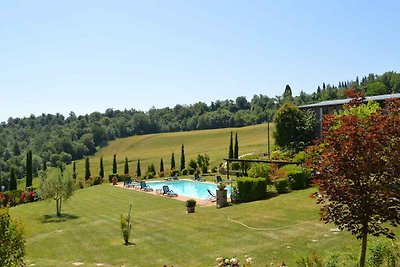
[171,153,176,170]
[73,161,77,180]
[113,154,117,174]
[26,150,33,187]
[85,157,91,180]
[234,133,239,159]
[150,163,155,174]
[180,145,185,171]
[160,158,164,173]
[124,157,129,174]
[10,167,17,191]
[228,131,233,159]
[43,160,47,171]
[136,159,141,177]
[99,157,104,178]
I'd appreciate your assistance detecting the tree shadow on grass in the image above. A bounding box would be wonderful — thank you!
[123,241,136,246]
[40,213,79,223]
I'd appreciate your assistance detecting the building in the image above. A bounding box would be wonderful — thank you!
[299,93,400,137]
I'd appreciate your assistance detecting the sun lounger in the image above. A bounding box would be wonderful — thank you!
[162,185,178,197]
[207,189,216,202]
[193,173,205,182]
[140,181,153,191]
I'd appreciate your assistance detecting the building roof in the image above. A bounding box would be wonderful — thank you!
[299,93,400,109]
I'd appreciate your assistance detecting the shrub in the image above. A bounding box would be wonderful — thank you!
[293,151,310,163]
[247,163,271,182]
[210,166,218,173]
[146,172,155,179]
[288,169,310,190]
[108,174,123,182]
[0,208,25,266]
[185,199,196,208]
[236,178,267,202]
[90,176,103,186]
[188,159,197,169]
[274,179,289,194]
[188,167,195,175]
[181,169,188,175]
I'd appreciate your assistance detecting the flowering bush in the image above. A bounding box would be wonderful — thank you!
[19,190,37,203]
[216,256,252,267]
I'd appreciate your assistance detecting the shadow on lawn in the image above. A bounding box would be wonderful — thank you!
[40,213,79,223]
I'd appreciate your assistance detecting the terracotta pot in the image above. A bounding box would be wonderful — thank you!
[187,206,195,213]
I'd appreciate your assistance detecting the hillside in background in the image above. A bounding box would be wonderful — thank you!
[73,124,271,179]
[0,71,399,181]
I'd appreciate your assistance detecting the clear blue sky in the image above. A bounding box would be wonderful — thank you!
[1,0,399,122]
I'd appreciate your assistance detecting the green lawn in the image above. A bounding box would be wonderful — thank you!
[72,124,272,180]
[10,184,394,266]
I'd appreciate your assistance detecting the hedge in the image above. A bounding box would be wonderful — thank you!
[236,177,267,202]
[288,170,309,190]
[274,179,289,194]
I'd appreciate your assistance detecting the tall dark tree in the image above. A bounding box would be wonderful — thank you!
[99,157,104,178]
[73,161,77,180]
[124,157,129,174]
[10,167,17,191]
[180,145,185,171]
[26,150,33,187]
[228,131,234,159]
[136,159,141,177]
[43,160,47,171]
[282,84,293,102]
[85,157,91,180]
[112,154,117,174]
[160,158,164,173]
[171,153,176,170]
[234,133,239,159]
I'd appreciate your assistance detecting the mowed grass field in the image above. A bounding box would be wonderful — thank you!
[73,124,272,179]
[11,184,391,267]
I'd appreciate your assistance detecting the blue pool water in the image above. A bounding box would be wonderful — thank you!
[146,180,231,199]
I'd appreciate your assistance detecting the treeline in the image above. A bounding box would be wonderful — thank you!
[0,71,399,180]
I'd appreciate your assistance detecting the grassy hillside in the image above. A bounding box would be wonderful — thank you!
[73,124,273,179]
[10,184,390,267]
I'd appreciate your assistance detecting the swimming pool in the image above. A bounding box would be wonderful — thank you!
[146,180,231,199]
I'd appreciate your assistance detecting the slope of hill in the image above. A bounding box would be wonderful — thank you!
[74,124,272,178]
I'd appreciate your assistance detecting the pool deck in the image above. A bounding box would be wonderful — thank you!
[114,179,228,206]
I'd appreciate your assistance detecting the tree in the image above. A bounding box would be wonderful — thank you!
[99,157,104,178]
[0,208,25,266]
[124,157,129,174]
[10,168,16,191]
[38,168,75,217]
[197,154,210,173]
[85,158,91,180]
[72,161,77,180]
[160,158,164,173]
[26,150,33,188]
[43,160,47,171]
[180,145,185,171]
[282,84,293,103]
[113,154,117,174]
[273,102,316,152]
[136,159,141,177]
[171,153,176,170]
[120,204,132,245]
[306,97,400,267]
[228,131,233,159]
[234,133,239,159]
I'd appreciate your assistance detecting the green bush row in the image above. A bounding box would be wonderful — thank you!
[236,177,267,203]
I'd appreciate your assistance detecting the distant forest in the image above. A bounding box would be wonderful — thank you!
[1,71,399,179]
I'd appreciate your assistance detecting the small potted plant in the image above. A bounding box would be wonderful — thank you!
[186,199,196,213]
[112,176,118,185]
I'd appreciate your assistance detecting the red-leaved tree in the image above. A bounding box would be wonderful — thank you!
[307,94,400,267]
